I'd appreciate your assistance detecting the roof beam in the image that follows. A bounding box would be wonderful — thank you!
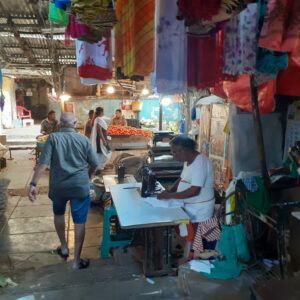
[0,2,38,65]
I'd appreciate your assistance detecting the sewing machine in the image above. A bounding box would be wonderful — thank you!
[140,166,165,197]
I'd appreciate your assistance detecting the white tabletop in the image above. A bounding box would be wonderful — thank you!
[109,183,190,229]
[103,174,136,192]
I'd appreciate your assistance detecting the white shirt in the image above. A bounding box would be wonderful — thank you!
[177,154,215,223]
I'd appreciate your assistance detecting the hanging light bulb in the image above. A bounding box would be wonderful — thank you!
[141,87,149,96]
[59,80,71,101]
[161,97,172,106]
[59,93,71,101]
[106,85,115,94]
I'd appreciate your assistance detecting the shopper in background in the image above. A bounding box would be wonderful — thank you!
[110,109,127,126]
[28,113,99,270]
[90,107,111,171]
[84,109,95,138]
[40,110,59,135]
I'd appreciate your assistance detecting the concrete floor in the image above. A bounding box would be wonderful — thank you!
[0,128,254,299]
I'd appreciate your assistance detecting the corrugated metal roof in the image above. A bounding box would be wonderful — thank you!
[0,0,75,78]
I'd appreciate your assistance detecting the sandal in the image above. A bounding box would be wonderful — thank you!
[77,259,90,269]
[55,247,69,260]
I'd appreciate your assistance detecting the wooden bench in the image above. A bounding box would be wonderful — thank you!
[8,144,36,160]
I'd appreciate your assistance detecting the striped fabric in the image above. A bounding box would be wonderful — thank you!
[192,216,221,252]
[115,0,154,76]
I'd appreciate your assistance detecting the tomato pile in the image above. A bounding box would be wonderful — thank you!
[107,125,152,138]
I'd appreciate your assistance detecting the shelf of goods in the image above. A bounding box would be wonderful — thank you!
[107,125,151,150]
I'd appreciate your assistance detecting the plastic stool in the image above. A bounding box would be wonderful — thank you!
[100,205,132,259]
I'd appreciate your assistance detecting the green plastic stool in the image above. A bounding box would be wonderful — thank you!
[100,206,132,259]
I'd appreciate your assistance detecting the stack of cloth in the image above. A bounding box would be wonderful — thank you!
[71,0,117,33]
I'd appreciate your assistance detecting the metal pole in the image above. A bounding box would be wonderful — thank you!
[159,96,162,131]
[185,91,191,134]
[250,74,270,187]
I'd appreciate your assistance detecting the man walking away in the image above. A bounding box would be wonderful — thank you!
[28,113,99,270]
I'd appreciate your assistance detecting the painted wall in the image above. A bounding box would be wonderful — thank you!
[49,98,123,126]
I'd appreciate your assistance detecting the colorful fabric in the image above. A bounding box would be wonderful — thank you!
[245,177,270,214]
[53,0,71,10]
[76,39,112,81]
[259,0,300,54]
[187,30,224,89]
[153,0,187,94]
[177,0,221,24]
[192,216,221,252]
[256,0,288,75]
[223,3,258,75]
[241,177,258,192]
[65,15,106,45]
[202,224,249,280]
[48,2,69,26]
[71,0,116,32]
[115,0,155,76]
[201,0,248,26]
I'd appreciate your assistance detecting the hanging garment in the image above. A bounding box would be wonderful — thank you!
[153,0,187,94]
[256,0,288,75]
[223,3,258,75]
[177,0,221,24]
[54,0,71,10]
[222,74,276,113]
[192,216,221,252]
[277,54,300,97]
[76,39,112,81]
[259,0,300,54]
[48,1,69,26]
[115,0,155,77]
[65,15,106,45]
[187,30,224,89]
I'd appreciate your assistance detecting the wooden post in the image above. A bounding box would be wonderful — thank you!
[250,74,270,187]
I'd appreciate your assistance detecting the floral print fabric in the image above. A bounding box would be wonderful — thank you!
[222,3,258,75]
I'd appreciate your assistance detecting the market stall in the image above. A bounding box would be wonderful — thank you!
[107,125,151,150]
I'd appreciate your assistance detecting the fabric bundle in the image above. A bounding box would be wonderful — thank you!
[202,224,250,280]
[71,0,116,32]
[76,39,112,81]
[153,0,187,94]
[115,0,155,77]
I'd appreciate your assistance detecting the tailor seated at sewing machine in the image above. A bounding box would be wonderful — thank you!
[157,135,215,256]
